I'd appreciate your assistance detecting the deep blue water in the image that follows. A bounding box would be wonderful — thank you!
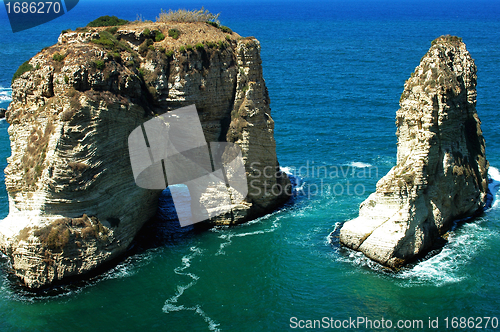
[1,1,500,331]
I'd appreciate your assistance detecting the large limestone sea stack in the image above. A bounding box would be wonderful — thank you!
[0,20,290,288]
[340,36,488,267]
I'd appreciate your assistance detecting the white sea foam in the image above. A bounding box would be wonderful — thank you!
[345,161,372,168]
[103,251,155,280]
[396,221,497,287]
[162,247,220,331]
[281,166,304,194]
[213,211,284,255]
[488,166,500,209]
[0,87,12,102]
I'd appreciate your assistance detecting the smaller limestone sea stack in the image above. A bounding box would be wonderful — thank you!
[340,36,489,268]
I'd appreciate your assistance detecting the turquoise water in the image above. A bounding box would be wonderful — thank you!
[1,0,500,331]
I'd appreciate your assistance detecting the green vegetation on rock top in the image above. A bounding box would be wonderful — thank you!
[431,35,463,46]
[12,60,33,83]
[87,15,128,27]
[91,30,132,52]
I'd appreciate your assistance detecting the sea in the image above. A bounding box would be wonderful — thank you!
[1,0,500,331]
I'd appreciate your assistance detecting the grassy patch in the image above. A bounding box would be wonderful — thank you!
[155,32,165,42]
[168,28,180,40]
[91,30,132,52]
[112,52,121,62]
[105,26,119,34]
[12,60,33,83]
[94,60,105,70]
[52,53,66,62]
[220,26,232,34]
[218,41,229,50]
[195,42,205,51]
[87,15,128,27]
[138,39,154,55]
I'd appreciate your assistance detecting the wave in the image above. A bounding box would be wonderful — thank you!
[488,166,500,209]
[344,161,373,168]
[281,166,305,195]
[0,87,12,102]
[396,220,496,287]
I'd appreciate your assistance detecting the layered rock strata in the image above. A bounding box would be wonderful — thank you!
[0,22,290,288]
[340,36,488,267]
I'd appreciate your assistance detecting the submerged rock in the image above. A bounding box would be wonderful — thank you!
[340,36,488,268]
[0,22,291,288]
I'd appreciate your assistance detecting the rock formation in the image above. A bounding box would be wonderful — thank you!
[0,22,290,288]
[340,36,488,268]
[0,108,5,118]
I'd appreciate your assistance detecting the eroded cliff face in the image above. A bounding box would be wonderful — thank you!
[0,22,290,288]
[340,36,488,267]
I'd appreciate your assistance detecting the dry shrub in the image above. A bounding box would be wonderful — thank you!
[156,7,219,24]
[81,227,95,239]
[17,227,32,242]
[42,250,54,265]
[22,122,54,188]
[227,117,248,141]
[34,219,71,251]
[71,214,91,227]
[68,162,89,173]
[69,93,81,110]
[71,214,109,241]
[61,109,76,121]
